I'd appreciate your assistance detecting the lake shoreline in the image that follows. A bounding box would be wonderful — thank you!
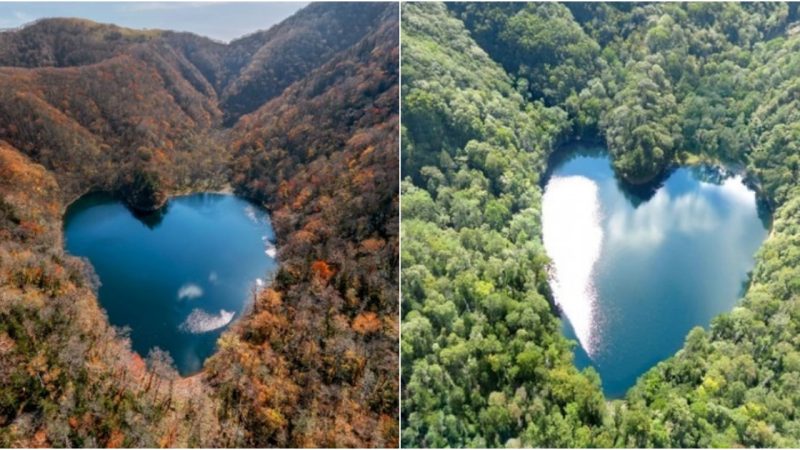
[543,145,769,396]
[63,192,278,376]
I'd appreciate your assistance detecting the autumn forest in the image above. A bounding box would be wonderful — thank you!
[0,2,398,447]
[6,1,800,449]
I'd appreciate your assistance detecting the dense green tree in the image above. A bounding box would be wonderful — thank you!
[451,2,601,105]
[402,3,608,447]
[403,1,800,447]
[602,59,681,183]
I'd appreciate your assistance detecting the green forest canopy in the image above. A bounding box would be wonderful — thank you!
[401,2,800,447]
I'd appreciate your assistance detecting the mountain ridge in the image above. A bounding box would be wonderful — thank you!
[0,2,395,210]
[0,3,398,447]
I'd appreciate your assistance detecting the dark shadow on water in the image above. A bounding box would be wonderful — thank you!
[687,164,728,185]
[63,191,116,224]
[685,162,774,230]
[130,203,169,229]
[64,191,171,230]
[614,169,672,208]
[739,272,754,299]
[545,141,775,223]
[543,140,671,208]
[743,173,775,231]
[753,195,774,231]
[178,192,227,209]
[541,138,607,184]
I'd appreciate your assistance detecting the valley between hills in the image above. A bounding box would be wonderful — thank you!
[0,2,398,447]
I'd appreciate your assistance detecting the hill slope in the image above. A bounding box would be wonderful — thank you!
[0,3,398,447]
[402,1,800,447]
[0,3,394,210]
[206,6,399,447]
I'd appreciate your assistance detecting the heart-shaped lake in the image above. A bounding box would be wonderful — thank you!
[542,145,769,397]
[64,192,277,376]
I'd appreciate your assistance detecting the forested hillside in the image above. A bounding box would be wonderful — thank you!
[206,10,399,446]
[0,3,398,447]
[402,2,800,447]
[401,4,606,447]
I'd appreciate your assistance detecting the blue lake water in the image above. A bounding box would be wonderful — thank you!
[541,146,769,397]
[64,192,277,376]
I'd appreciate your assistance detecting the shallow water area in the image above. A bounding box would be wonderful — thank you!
[64,192,277,376]
[542,145,769,397]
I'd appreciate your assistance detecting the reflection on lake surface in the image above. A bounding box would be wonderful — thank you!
[64,193,277,375]
[542,146,769,397]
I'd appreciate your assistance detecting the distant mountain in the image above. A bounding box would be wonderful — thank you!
[0,18,166,67]
[0,3,398,447]
[216,2,391,125]
[0,2,394,210]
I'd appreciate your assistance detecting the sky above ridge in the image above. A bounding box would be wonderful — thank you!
[0,2,308,42]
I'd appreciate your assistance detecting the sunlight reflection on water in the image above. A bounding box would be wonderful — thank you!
[542,175,604,357]
[541,148,768,397]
